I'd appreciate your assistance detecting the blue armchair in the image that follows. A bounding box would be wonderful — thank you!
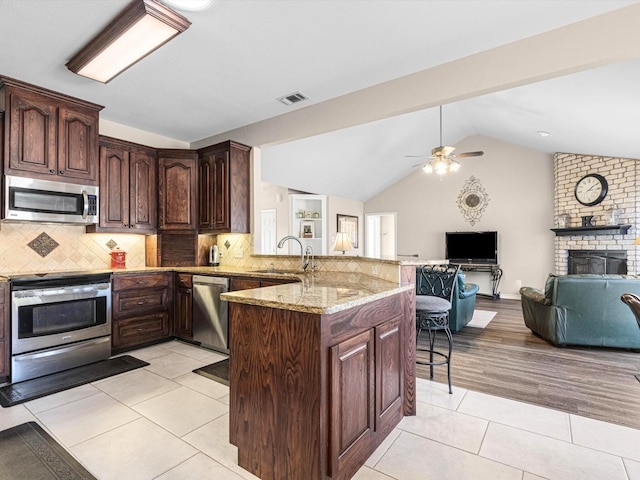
[449,272,480,332]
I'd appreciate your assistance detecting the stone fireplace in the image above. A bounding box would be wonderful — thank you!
[554,153,639,275]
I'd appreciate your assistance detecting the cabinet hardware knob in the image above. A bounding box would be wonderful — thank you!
[59,170,64,175]
[137,301,146,305]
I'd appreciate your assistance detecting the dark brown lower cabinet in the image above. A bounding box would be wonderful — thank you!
[112,272,173,353]
[174,273,193,340]
[0,283,9,380]
[229,290,413,480]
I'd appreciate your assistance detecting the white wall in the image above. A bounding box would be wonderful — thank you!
[365,135,555,298]
[327,196,364,256]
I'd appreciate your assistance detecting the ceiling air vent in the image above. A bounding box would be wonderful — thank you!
[277,91,309,106]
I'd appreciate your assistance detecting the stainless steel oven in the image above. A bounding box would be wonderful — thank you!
[11,273,112,383]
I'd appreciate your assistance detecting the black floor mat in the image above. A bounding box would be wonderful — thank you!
[0,421,97,479]
[0,355,149,408]
[193,358,229,386]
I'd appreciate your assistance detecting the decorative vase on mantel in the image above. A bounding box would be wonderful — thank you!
[557,213,571,229]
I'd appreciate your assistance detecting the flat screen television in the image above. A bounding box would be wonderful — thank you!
[445,231,498,265]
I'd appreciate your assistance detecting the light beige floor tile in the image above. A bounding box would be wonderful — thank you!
[458,390,571,441]
[123,344,173,362]
[35,392,139,446]
[132,386,228,436]
[0,404,37,430]
[156,452,244,479]
[625,458,640,480]
[161,341,227,362]
[94,368,180,406]
[399,401,488,453]
[353,465,397,479]
[480,422,628,480]
[71,417,197,480]
[25,384,101,414]
[218,393,230,405]
[365,428,401,467]
[570,413,640,461]
[143,352,211,379]
[415,377,467,410]
[173,371,230,399]
[182,414,258,479]
[375,431,522,480]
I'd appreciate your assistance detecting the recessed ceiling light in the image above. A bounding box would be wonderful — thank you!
[159,0,214,11]
[537,131,552,138]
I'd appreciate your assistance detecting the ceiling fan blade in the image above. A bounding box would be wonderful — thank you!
[404,154,426,158]
[450,150,484,158]
[411,161,427,168]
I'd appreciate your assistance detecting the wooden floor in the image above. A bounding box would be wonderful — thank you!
[416,297,640,430]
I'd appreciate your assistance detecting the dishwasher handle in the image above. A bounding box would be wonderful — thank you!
[192,275,229,289]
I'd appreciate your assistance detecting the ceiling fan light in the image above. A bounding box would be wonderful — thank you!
[422,163,434,174]
[449,160,461,172]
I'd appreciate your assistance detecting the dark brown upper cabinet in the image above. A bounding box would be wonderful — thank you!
[87,136,157,234]
[197,140,251,234]
[0,76,102,185]
[158,149,199,231]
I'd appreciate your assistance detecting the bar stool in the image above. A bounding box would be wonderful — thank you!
[415,264,459,394]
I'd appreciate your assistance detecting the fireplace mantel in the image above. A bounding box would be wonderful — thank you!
[551,224,631,237]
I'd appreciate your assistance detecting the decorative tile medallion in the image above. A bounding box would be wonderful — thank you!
[224,240,231,249]
[106,239,118,250]
[28,232,60,258]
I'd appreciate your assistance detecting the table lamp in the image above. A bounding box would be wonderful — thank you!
[332,232,354,255]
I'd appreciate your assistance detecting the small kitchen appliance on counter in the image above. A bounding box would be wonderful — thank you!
[209,245,219,266]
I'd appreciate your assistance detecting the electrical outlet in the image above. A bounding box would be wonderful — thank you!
[234,249,244,258]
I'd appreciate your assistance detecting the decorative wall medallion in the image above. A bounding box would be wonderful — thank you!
[106,239,118,250]
[457,176,490,226]
[28,232,60,258]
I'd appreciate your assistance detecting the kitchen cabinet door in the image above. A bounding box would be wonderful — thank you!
[97,142,129,230]
[174,274,193,339]
[158,150,198,231]
[2,77,102,185]
[197,141,251,234]
[128,148,157,232]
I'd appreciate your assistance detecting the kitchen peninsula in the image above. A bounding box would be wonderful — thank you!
[222,270,416,480]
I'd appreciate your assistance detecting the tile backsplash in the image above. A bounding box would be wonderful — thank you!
[0,223,146,275]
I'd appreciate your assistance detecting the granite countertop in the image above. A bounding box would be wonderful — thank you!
[221,271,412,314]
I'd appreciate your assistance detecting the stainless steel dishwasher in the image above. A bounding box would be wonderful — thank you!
[192,275,230,353]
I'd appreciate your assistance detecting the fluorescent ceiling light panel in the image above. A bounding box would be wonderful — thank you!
[160,0,214,11]
[66,0,190,83]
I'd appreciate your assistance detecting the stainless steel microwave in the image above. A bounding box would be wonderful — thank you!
[4,175,99,224]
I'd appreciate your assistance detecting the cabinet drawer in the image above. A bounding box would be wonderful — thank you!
[113,273,169,291]
[112,313,170,349]
[230,278,261,291]
[176,273,192,288]
[113,288,169,318]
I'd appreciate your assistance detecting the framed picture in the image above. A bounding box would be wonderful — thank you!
[337,214,358,248]
[300,220,315,238]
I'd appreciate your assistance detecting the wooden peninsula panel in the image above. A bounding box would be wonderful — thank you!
[228,289,414,480]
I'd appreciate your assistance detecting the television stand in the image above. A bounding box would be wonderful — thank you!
[455,263,502,300]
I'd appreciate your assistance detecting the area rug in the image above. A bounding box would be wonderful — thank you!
[466,309,497,328]
[0,421,96,479]
[0,355,149,408]
[193,358,229,386]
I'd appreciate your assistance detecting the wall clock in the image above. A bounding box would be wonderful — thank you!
[575,173,608,206]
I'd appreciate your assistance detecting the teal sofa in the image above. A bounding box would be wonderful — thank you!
[520,274,640,349]
[415,270,479,333]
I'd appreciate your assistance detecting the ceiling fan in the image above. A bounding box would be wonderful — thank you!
[406,105,484,175]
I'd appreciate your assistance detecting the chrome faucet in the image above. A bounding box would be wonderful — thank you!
[277,235,310,271]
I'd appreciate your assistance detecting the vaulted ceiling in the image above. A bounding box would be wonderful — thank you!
[1,1,639,201]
